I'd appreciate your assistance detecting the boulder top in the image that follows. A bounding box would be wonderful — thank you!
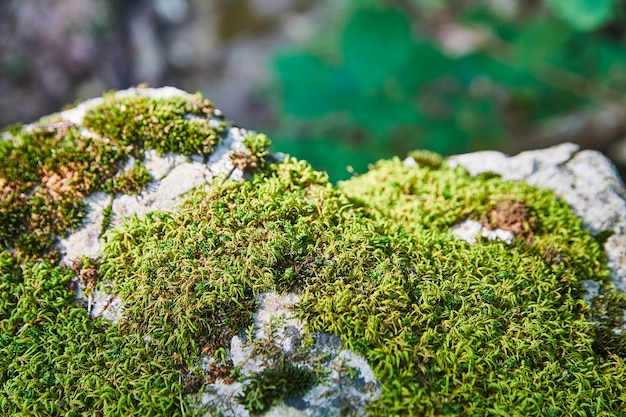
[1,87,625,416]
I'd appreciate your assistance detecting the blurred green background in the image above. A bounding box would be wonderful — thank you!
[2,0,626,182]
[267,0,626,181]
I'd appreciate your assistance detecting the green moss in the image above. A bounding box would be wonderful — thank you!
[237,362,318,414]
[0,90,224,259]
[95,156,626,415]
[100,202,114,238]
[231,132,273,174]
[104,161,153,195]
[1,90,625,415]
[0,89,230,415]
[83,91,221,157]
[0,252,183,416]
[407,149,443,169]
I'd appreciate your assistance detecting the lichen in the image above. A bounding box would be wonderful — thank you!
[1,89,625,416]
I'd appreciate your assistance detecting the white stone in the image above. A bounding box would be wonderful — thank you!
[451,219,513,245]
[143,150,190,180]
[197,291,380,417]
[451,219,482,244]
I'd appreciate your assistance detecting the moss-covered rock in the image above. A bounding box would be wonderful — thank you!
[1,87,625,416]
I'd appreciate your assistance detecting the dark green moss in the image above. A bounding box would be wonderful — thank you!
[0,89,231,415]
[236,362,318,414]
[104,161,153,195]
[100,203,114,238]
[0,251,183,416]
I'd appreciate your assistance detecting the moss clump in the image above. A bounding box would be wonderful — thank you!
[103,161,152,195]
[99,159,333,362]
[100,201,114,238]
[83,91,221,157]
[0,252,182,416]
[407,149,443,169]
[0,90,224,260]
[94,155,625,415]
[0,89,229,415]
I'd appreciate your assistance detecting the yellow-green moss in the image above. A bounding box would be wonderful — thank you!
[1,91,625,415]
[97,156,625,415]
[83,92,221,157]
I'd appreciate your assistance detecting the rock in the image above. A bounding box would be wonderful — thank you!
[1,87,625,416]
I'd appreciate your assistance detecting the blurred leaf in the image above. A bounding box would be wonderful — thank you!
[546,0,615,30]
[514,20,571,71]
[456,54,533,88]
[341,9,414,88]
[348,91,421,136]
[275,53,356,118]
[396,42,452,91]
[421,122,470,154]
[267,1,625,182]
[594,41,626,88]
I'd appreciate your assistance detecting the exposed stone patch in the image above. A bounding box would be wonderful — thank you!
[194,291,381,417]
[58,192,110,261]
[451,219,514,244]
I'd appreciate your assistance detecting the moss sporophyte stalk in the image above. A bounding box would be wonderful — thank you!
[1,89,626,416]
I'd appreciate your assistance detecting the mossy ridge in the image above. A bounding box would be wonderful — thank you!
[98,155,625,415]
[338,156,608,283]
[0,90,225,260]
[83,91,222,157]
[99,158,339,362]
[332,156,626,415]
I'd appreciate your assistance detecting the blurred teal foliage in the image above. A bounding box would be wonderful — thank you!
[266,0,626,181]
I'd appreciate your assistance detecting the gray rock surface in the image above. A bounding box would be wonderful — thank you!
[192,292,381,417]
